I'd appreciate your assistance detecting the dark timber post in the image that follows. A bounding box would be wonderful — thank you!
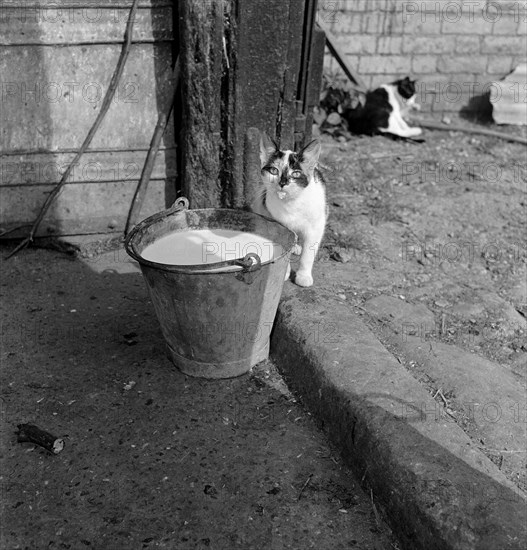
[178,0,323,209]
[178,0,223,208]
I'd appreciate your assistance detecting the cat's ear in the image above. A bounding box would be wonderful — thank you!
[299,139,321,170]
[260,132,278,166]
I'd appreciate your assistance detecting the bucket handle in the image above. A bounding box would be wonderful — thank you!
[234,252,261,284]
[125,196,189,260]
[125,199,265,279]
[168,197,189,213]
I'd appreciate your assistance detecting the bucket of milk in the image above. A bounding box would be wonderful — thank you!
[124,197,296,378]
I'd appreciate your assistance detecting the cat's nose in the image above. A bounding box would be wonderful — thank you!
[279,180,289,188]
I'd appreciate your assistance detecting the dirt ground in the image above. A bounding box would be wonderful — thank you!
[1,115,525,548]
[312,117,526,491]
[0,245,399,550]
[319,121,526,365]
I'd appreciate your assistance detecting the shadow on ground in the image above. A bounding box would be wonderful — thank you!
[459,92,494,125]
[0,244,397,550]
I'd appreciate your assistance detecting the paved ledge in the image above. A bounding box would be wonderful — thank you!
[270,286,527,550]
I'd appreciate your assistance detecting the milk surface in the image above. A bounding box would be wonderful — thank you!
[141,228,282,266]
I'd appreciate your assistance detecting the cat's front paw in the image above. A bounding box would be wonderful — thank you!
[409,127,422,136]
[292,244,302,255]
[294,271,313,287]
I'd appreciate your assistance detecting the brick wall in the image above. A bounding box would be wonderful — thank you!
[319,0,527,114]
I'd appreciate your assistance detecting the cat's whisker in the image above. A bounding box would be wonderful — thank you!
[317,161,334,173]
[248,187,267,204]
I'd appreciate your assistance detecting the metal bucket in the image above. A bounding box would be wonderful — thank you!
[125,197,296,378]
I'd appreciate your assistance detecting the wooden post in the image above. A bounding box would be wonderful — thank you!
[302,26,326,146]
[178,0,223,208]
[177,0,323,209]
[229,0,317,208]
[226,0,304,208]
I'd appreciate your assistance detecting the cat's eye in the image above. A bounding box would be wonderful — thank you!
[291,170,302,178]
[266,167,279,176]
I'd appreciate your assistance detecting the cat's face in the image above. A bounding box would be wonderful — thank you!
[392,77,420,112]
[260,135,321,201]
[394,77,417,100]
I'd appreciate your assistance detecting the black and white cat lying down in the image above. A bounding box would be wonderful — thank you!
[343,77,423,139]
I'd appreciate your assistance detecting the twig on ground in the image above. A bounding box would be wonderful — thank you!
[6,0,140,259]
[432,388,457,419]
[419,120,527,145]
[437,388,448,407]
[361,467,368,484]
[433,388,448,407]
[297,474,313,501]
[481,449,525,454]
[370,489,382,529]
[17,423,65,454]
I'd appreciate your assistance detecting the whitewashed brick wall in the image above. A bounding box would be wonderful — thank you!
[318,0,527,114]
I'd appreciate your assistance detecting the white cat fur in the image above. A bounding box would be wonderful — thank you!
[379,84,422,138]
[253,136,327,288]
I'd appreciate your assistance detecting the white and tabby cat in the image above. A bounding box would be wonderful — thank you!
[252,133,327,288]
[344,77,422,139]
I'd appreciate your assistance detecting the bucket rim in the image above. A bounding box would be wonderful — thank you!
[124,206,297,274]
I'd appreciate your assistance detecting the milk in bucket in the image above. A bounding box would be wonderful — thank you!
[125,199,296,378]
[141,228,282,267]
